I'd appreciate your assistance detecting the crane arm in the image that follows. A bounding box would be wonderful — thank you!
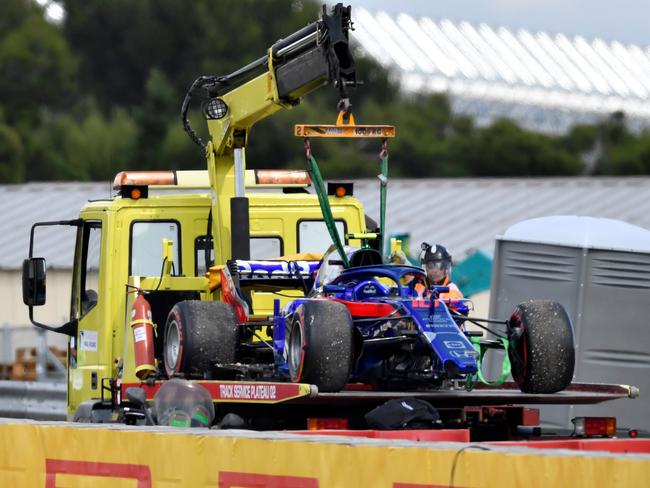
[181,3,356,154]
[180,3,358,270]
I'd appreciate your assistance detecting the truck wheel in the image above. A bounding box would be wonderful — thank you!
[163,300,239,378]
[287,300,353,392]
[507,300,575,393]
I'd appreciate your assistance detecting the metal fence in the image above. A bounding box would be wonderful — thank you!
[0,380,66,420]
[0,325,67,420]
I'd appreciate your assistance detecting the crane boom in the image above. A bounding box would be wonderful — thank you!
[181,4,357,269]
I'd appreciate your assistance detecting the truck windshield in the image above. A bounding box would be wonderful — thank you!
[130,221,180,277]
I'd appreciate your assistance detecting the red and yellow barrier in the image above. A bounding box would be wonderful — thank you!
[1,420,649,487]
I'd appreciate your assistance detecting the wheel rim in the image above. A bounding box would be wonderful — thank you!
[165,319,181,372]
[288,320,304,381]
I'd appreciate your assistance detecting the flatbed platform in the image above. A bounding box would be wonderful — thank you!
[292,382,639,407]
[124,380,637,407]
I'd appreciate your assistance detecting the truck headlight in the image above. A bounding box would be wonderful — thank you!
[203,98,228,119]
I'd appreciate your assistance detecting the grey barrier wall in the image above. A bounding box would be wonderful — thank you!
[0,380,66,420]
[488,216,650,431]
[0,326,67,421]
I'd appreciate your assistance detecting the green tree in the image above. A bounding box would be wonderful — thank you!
[61,0,319,111]
[58,0,333,176]
[134,68,177,167]
[459,119,582,176]
[0,0,77,124]
[5,0,642,182]
[381,93,474,177]
[158,121,205,171]
[27,106,138,181]
[0,122,24,182]
[599,132,650,175]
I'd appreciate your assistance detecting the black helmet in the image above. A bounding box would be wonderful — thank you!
[420,242,452,283]
[420,242,451,264]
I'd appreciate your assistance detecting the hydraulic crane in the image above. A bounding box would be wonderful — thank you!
[181,3,357,270]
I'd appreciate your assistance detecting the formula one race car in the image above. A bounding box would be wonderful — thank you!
[279,246,574,393]
[163,246,576,395]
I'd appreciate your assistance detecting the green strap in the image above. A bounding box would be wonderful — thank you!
[465,336,511,390]
[307,154,350,268]
[379,151,388,256]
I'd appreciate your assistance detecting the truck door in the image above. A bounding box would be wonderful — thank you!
[22,216,105,417]
[67,218,105,416]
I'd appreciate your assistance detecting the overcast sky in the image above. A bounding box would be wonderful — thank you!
[348,0,650,46]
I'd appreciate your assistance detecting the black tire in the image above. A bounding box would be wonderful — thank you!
[288,300,353,392]
[163,300,239,378]
[508,300,575,393]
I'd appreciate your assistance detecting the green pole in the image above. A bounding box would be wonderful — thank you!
[379,140,388,257]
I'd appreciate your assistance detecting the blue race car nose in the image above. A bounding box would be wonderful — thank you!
[444,356,479,377]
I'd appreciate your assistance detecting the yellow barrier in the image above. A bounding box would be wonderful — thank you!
[1,421,649,487]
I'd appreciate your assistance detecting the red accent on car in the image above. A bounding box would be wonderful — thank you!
[330,298,397,317]
[220,267,249,322]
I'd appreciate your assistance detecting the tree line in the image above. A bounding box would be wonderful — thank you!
[1,0,649,184]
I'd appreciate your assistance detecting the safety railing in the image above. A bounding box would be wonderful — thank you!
[0,380,66,420]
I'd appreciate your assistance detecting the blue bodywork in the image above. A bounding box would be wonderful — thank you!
[270,261,479,386]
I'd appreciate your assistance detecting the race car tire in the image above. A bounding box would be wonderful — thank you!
[288,300,353,392]
[507,300,575,393]
[163,300,239,378]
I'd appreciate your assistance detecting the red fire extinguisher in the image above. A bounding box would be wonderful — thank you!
[130,292,156,379]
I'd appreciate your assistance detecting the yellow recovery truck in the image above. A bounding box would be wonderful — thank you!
[21,4,636,439]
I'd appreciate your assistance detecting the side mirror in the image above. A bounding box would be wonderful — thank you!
[22,258,46,306]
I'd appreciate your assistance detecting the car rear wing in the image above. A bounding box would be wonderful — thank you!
[234,259,322,291]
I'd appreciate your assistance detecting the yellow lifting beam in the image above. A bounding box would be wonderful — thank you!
[294,112,395,138]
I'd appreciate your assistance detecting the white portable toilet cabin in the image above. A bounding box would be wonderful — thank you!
[489,215,650,431]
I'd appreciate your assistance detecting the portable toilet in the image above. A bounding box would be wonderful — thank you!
[488,216,650,431]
